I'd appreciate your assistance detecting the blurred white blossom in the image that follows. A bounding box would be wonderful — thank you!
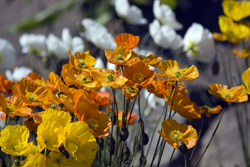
[0,38,16,68]
[94,57,105,69]
[5,66,32,81]
[115,0,147,25]
[81,19,116,50]
[46,28,84,59]
[153,0,182,30]
[19,34,47,57]
[183,23,215,63]
[149,19,183,50]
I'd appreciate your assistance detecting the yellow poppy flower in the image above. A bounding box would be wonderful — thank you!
[91,69,127,89]
[233,47,250,58]
[22,153,47,167]
[36,120,64,152]
[105,46,140,66]
[0,94,32,118]
[121,80,139,100]
[242,67,250,95]
[208,83,248,103]
[42,109,71,128]
[138,52,162,68]
[63,121,98,163]
[222,0,250,21]
[157,60,199,81]
[47,151,86,167]
[0,125,33,156]
[158,119,198,150]
[114,33,140,50]
[68,51,97,71]
[214,16,250,43]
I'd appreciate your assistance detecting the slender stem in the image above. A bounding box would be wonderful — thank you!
[169,82,177,119]
[110,19,124,35]
[168,148,175,167]
[189,115,205,161]
[102,137,107,167]
[185,154,187,167]
[126,97,137,129]
[193,104,226,167]
[5,115,9,127]
[139,32,150,50]
[156,140,166,167]
[141,93,151,116]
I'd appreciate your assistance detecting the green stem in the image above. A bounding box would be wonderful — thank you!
[189,115,205,161]
[169,81,177,119]
[185,154,187,167]
[102,136,107,167]
[193,104,226,167]
[168,148,175,167]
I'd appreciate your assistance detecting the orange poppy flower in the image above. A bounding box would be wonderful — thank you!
[77,107,111,137]
[208,83,248,103]
[123,62,156,88]
[121,80,139,99]
[233,47,250,58]
[68,51,97,71]
[74,89,99,115]
[91,69,127,89]
[194,104,222,118]
[114,33,140,50]
[0,94,32,118]
[105,46,140,66]
[90,90,110,108]
[157,60,199,81]
[163,87,201,121]
[0,112,6,121]
[115,110,137,127]
[12,79,51,109]
[138,52,162,68]
[0,74,15,94]
[158,119,198,150]
[64,70,102,91]
[25,72,56,92]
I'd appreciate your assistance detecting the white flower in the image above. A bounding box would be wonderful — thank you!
[46,34,68,59]
[0,38,16,68]
[19,34,47,57]
[81,19,116,50]
[149,19,183,50]
[115,0,147,25]
[61,28,84,55]
[144,90,165,110]
[183,23,215,63]
[5,66,32,82]
[153,0,182,30]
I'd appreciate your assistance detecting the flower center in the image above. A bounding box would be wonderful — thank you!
[118,114,123,122]
[25,92,38,102]
[86,119,99,130]
[187,40,200,57]
[2,103,16,114]
[77,59,87,68]
[133,73,144,83]
[170,130,183,143]
[34,79,47,87]
[78,75,92,84]
[125,86,137,94]
[221,90,234,100]
[115,54,125,60]
[105,73,116,82]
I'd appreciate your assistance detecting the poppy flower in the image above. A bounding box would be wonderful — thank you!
[163,87,201,121]
[158,119,198,150]
[77,107,112,137]
[121,80,139,99]
[12,79,51,109]
[108,110,137,127]
[21,153,47,167]
[0,125,33,156]
[0,94,32,118]
[233,48,250,58]
[123,61,156,88]
[194,104,223,118]
[114,33,139,50]
[157,60,199,81]
[138,52,162,68]
[42,109,71,128]
[63,121,98,162]
[90,90,110,108]
[208,83,248,103]
[24,113,42,133]
[68,51,97,71]
[242,67,250,95]
[222,0,250,21]
[105,46,140,66]
[91,69,127,89]
[0,74,15,94]
[25,72,56,92]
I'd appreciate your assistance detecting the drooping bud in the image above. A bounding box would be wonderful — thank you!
[177,141,187,154]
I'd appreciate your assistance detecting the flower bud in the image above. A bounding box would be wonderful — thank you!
[142,132,149,145]
[177,141,187,154]
[120,127,129,141]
